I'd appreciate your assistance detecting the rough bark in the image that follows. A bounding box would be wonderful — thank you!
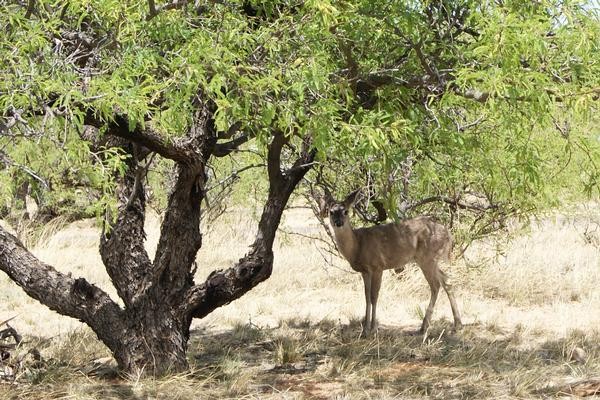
[91,99,217,374]
[0,220,190,375]
[0,227,127,360]
[99,148,152,308]
[149,102,217,303]
[115,306,191,374]
[183,132,315,318]
[0,93,315,375]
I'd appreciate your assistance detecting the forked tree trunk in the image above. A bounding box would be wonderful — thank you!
[0,102,315,376]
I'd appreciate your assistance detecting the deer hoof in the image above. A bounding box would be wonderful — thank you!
[371,323,379,334]
[406,328,423,336]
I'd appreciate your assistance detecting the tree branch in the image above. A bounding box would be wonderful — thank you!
[213,133,251,157]
[24,0,36,18]
[84,112,196,164]
[146,0,193,20]
[148,0,157,18]
[406,194,495,212]
[148,97,217,301]
[412,40,440,82]
[267,131,288,187]
[0,150,50,190]
[218,121,242,140]
[453,88,491,103]
[0,227,125,343]
[453,85,600,104]
[150,165,203,300]
[334,31,359,94]
[99,140,152,307]
[182,133,316,319]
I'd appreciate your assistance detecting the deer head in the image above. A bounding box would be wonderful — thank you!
[320,189,361,228]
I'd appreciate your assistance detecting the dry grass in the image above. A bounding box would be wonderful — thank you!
[1,205,600,399]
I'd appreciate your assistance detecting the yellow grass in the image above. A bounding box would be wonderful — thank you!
[1,206,599,399]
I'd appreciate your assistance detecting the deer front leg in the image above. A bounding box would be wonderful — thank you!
[369,270,383,334]
[361,271,372,336]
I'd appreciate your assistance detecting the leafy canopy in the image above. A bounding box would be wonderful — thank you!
[0,0,599,238]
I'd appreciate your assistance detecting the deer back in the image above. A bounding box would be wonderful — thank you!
[351,216,451,270]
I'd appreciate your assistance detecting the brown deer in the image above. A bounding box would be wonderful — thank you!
[320,189,462,336]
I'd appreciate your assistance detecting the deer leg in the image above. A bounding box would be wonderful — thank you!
[439,269,463,330]
[361,271,372,336]
[369,270,383,334]
[419,261,440,334]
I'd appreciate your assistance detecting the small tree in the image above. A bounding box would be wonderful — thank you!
[1,0,598,375]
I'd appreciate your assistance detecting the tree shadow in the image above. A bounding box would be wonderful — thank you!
[84,384,145,400]
[6,320,596,399]
[187,317,600,399]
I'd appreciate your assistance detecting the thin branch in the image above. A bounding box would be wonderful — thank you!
[148,0,157,18]
[457,114,485,132]
[146,0,192,20]
[217,121,242,140]
[0,316,17,328]
[334,32,359,93]
[553,117,570,139]
[24,0,35,18]
[413,40,440,82]
[0,151,49,190]
[408,195,496,212]
[204,163,265,192]
[454,88,490,103]
[213,133,252,157]
[454,86,600,104]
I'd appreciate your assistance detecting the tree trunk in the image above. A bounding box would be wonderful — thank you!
[114,308,191,375]
[0,97,316,377]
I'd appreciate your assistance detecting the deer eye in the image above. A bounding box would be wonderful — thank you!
[344,210,348,215]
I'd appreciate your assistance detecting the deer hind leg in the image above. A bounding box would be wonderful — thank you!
[439,269,463,330]
[419,260,441,334]
[361,272,372,336]
[369,270,383,334]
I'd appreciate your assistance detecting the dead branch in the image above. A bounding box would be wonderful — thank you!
[0,326,21,346]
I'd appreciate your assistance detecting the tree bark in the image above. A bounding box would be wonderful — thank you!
[0,93,315,376]
[113,307,192,374]
[183,132,315,318]
[0,227,127,361]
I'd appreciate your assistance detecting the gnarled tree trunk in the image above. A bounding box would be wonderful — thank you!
[0,96,315,375]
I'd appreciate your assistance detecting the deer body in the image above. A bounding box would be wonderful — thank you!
[324,191,462,335]
[335,217,447,272]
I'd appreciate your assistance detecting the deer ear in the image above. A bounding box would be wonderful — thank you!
[343,189,361,208]
[317,189,334,218]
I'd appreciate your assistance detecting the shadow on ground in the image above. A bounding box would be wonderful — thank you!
[186,318,600,399]
[2,320,598,399]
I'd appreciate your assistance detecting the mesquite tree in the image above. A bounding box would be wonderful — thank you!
[1,0,599,375]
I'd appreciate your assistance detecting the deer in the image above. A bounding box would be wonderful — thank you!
[319,189,462,336]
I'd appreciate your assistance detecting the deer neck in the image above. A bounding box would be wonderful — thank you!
[332,222,359,264]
